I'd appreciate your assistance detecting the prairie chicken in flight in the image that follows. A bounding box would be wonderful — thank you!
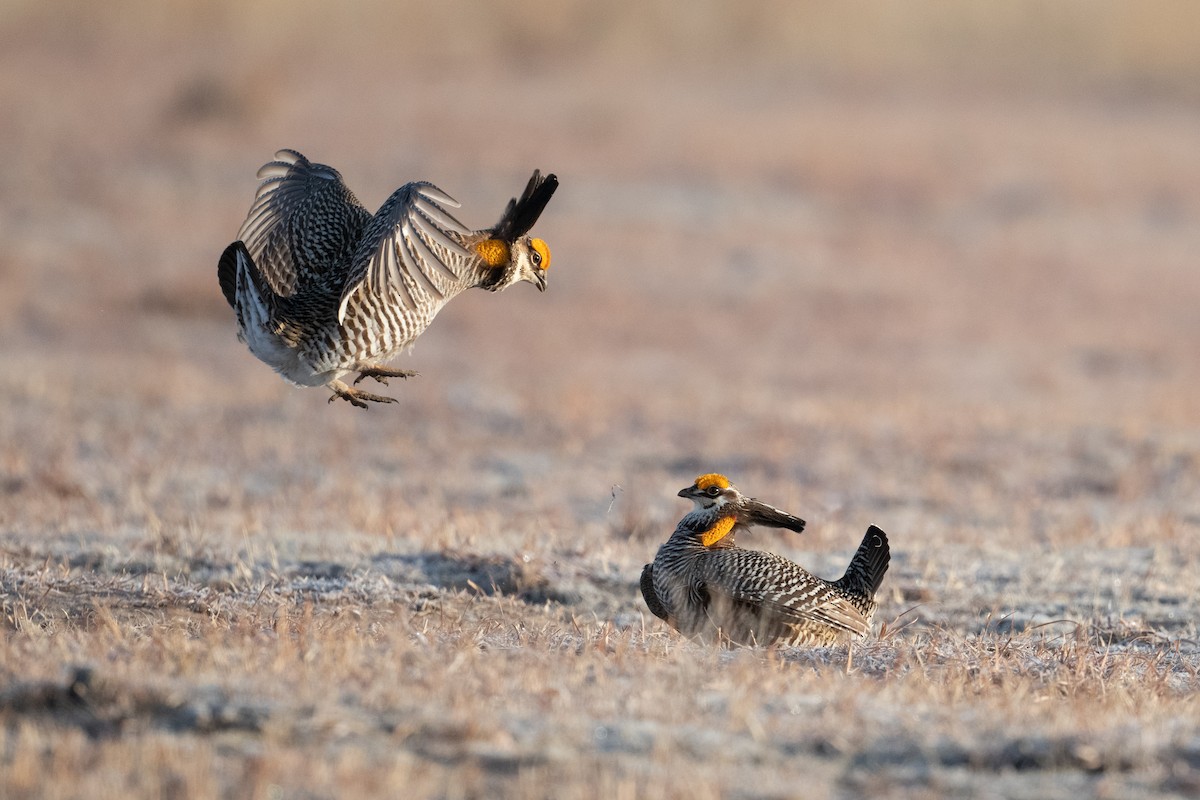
[640,473,890,647]
[218,149,558,408]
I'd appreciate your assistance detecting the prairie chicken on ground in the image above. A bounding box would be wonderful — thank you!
[640,473,890,647]
[218,149,558,408]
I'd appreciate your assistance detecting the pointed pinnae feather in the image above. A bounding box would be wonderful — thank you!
[492,170,559,243]
[742,498,807,533]
[499,198,517,224]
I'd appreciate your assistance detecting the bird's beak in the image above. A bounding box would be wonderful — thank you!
[677,486,696,498]
[535,270,547,292]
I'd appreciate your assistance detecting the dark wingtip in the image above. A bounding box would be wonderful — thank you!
[493,170,558,242]
[217,241,243,308]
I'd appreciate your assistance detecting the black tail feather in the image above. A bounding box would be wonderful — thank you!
[217,241,241,308]
[837,525,890,598]
[218,240,276,312]
[493,170,558,242]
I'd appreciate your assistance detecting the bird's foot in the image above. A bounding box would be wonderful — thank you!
[329,380,398,409]
[353,367,419,387]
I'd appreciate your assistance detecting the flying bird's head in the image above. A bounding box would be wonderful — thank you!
[477,170,557,293]
[475,235,551,292]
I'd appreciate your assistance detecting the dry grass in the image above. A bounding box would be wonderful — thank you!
[2,560,1198,799]
[2,1,1200,797]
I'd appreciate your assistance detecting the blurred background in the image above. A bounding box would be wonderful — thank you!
[4,7,1199,795]
[1,0,1199,553]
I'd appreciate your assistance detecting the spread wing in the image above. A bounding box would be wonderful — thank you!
[336,182,477,323]
[699,551,871,639]
[236,149,371,298]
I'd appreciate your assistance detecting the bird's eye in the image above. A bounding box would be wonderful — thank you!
[706,486,720,496]
[531,250,542,267]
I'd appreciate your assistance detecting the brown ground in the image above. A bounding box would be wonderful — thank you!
[2,2,1200,798]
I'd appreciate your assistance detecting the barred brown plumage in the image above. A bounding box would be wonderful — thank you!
[218,150,558,408]
[640,473,890,646]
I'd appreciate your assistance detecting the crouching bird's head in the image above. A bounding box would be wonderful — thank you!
[678,473,739,510]
[677,473,806,534]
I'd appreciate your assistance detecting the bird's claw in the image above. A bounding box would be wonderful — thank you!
[329,380,399,409]
[353,368,418,386]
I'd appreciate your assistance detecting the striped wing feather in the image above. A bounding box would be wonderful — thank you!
[698,550,871,638]
[337,182,477,323]
[237,149,370,298]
